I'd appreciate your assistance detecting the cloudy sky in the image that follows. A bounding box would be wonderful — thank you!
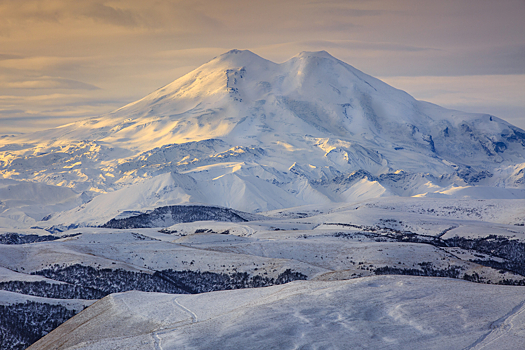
[1,0,524,133]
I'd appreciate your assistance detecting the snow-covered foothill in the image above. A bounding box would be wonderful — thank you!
[29,276,525,350]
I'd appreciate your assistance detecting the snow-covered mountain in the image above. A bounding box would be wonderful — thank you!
[2,50,525,349]
[1,49,524,228]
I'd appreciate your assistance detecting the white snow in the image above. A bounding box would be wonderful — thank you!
[29,276,525,350]
[0,50,523,227]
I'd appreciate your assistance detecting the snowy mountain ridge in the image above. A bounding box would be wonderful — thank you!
[0,49,524,228]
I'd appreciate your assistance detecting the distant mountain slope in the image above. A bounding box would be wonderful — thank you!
[1,50,524,226]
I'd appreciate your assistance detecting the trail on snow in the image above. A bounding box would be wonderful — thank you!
[463,298,525,350]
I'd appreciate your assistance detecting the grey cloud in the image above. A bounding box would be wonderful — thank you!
[254,42,524,77]
[304,3,384,17]
[0,0,225,31]
[342,44,525,77]
[81,2,141,28]
[299,40,436,52]
[330,9,383,17]
[5,77,100,90]
[0,114,90,134]
[418,45,525,76]
[0,1,147,29]
[62,99,127,107]
[489,45,525,74]
[305,0,382,5]
[0,53,24,60]
[0,109,25,114]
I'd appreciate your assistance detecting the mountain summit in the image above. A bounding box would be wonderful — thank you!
[1,50,524,226]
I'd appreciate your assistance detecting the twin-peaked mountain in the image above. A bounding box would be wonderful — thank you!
[1,49,524,228]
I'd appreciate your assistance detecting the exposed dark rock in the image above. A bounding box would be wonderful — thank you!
[504,127,525,146]
[101,205,255,229]
[455,167,493,184]
[379,172,407,183]
[493,141,507,153]
[315,170,377,186]
[45,224,81,234]
[422,134,436,153]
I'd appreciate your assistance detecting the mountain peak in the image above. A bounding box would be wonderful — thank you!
[209,49,272,68]
[295,50,336,60]
[223,49,253,55]
[218,49,256,58]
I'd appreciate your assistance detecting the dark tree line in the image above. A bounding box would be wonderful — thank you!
[332,224,525,279]
[0,264,307,348]
[32,264,307,295]
[446,235,525,275]
[0,301,77,350]
[0,280,106,300]
[33,264,189,295]
[158,269,307,293]
[374,262,462,279]
[0,232,80,245]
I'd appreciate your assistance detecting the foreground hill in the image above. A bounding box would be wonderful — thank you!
[29,276,525,350]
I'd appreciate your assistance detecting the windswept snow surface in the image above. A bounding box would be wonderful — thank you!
[29,277,525,350]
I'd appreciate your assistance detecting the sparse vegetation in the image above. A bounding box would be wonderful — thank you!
[0,302,78,350]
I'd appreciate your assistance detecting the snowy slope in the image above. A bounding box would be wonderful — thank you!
[29,276,525,350]
[1,50,524,226]
[1,197,525,349]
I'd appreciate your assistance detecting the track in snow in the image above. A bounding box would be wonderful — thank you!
[464,299,525,350]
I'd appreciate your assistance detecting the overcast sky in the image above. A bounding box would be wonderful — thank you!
[1,0,524,133]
